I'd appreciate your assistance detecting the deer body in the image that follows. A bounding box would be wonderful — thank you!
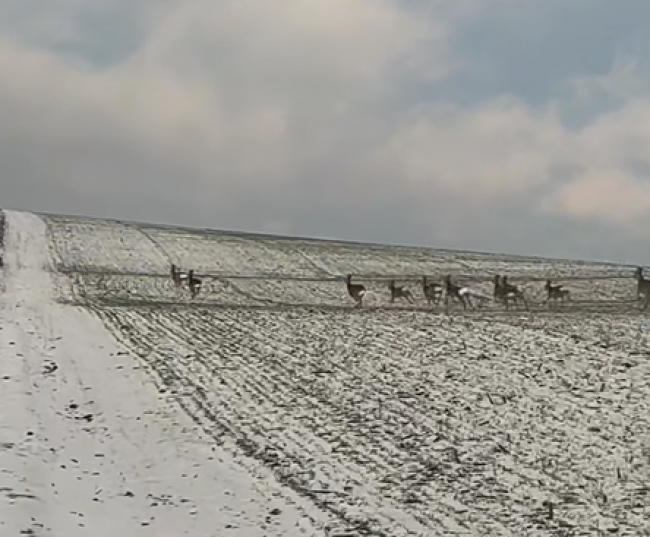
[635,267,650,311]
[444,275,469,310]
[494,275,528,310]
[170,264,189,288]
[187,270,202,299]
[493,275,518,309]
[389,280,414,304]
[422,276,442,306]
[346,274,366,307]
[544,279,570,306]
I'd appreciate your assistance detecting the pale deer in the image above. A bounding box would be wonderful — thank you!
[389,280,414,304]
[635,267,650,311]
[422,276,442,307]
[346,274,366,308]
[544,279,570,307]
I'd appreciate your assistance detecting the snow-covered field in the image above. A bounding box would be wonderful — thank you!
[3,210,650,536]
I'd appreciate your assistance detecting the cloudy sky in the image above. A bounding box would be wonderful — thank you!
[2,0,650,263]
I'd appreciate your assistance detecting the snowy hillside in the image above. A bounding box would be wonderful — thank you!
[2,210,650,536]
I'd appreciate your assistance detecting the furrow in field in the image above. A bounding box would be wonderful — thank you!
[193,308,648,533]
[95,307,436,536]
[93,308,520,532]
[128,309,449,535]
[94,305,602,534]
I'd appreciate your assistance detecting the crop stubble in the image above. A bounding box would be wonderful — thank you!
[41,215,650,536]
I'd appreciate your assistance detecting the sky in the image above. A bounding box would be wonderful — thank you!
[2,0,650,264]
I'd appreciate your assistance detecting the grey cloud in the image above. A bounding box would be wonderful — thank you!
[2,1,650,266]
[434,0,650,109]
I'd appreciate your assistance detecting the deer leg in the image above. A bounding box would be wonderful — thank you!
[519,293,529,311]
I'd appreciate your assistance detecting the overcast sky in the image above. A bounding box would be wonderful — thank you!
[2,0,650,264]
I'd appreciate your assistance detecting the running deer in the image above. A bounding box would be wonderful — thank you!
[544,279,570,306]
[496,275,528,310]
[444,275,469,310]
[187,270,202,299]
[635,267,650,311]
[346,274,366,308]
[389,280,414,304]
[422,276,442,306]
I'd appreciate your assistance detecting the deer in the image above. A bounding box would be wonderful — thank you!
[444,275,469,310]
[635,267,650,311]
[346,274,366,308]
[495,275,528,310]
[422,276,442,307]
[187,269,202,299]
[389,280,414,304]
[170,263,189,289]
[493,274,517,309]
[544,279,570,307]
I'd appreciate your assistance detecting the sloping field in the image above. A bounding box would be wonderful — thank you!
[3,210,650,536]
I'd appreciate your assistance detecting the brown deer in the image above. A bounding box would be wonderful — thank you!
[422,276,442,306]
[493,274,517,309]
[389,280,414,304]
[495,275,528,310]
[346,274,366,308]
[635,267,650,311]
[170,263,189,289]
[444,275,469,310]
[187,269,202,299]
[544,279,570,306]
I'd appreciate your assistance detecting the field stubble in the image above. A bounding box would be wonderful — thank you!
[41,214,650,536]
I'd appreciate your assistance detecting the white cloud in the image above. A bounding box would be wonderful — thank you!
[542,169,650,226]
